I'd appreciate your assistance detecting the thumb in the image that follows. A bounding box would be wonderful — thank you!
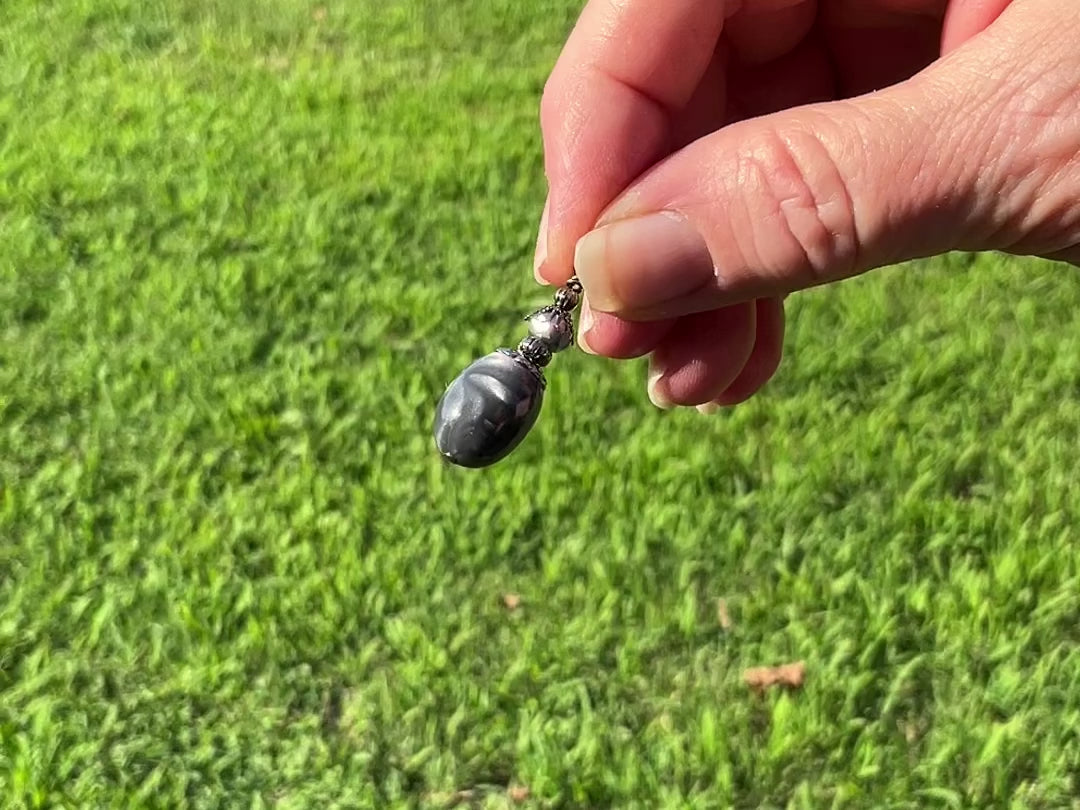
[572,4,1080,320]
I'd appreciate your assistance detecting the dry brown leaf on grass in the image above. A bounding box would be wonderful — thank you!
[743,660,805,691]
[502,593,521,611]
[508,784,530,802]
[716,598,732,630]
[426,784,531,807]
[424,788,474,807]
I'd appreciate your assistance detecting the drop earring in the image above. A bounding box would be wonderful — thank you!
[432,277,583,468]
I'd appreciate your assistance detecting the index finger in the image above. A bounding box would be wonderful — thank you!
[535,0,727,286]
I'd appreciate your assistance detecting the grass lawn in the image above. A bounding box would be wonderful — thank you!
[3,0,1080,807]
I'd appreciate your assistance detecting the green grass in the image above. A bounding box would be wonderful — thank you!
[3,0,1080,807]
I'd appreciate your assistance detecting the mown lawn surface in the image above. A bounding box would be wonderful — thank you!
[3,1,1080,807]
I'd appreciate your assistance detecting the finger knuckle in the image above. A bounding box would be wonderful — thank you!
[729,125,860,287]
[973,60,1080,252]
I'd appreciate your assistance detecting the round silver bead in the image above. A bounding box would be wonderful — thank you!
[525,306,573,352]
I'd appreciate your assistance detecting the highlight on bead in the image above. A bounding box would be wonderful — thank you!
[525,306,573,353]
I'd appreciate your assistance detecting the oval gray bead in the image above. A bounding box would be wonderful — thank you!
[432,350,545,468]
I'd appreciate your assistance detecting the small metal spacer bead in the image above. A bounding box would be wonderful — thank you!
[517,335,553,368]
[553,285,580,312]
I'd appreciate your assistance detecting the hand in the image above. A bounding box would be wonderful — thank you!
[534,0,1080,410]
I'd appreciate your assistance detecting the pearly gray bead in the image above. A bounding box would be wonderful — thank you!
[525,306,573,352]
[432,350,545,468]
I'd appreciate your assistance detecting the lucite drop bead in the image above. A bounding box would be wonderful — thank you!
[432,350,545,468]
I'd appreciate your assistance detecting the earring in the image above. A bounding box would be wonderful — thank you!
[432,277,583,468]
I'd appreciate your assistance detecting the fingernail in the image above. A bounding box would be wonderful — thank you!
[574,211,714,313]
[647,358,673,410]
[577,297,596,354]
[696,402,720,415]
[533,196,550,284]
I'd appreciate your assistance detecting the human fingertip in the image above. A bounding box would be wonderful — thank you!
[533,196,550,284]
[714,388,755,407]
[575,210,714,316]
[576,298,597,354]
[647,358,674,410]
